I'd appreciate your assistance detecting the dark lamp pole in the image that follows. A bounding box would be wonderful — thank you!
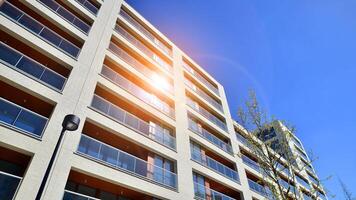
[35,114,80,200]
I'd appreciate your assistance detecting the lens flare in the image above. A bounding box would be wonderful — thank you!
[152,73,169,91]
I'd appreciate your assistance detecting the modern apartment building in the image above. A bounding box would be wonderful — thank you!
[0,0,327,199]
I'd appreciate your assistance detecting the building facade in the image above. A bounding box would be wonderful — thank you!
[0,0,326,199]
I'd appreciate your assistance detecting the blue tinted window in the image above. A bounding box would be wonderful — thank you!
[0,43,22,66]
[0,173,21,200]
[14,110,47,136]
[40,69,65,91]
[18,15,43,34]
[0,2,22,20]
[0,100,21,125]
[16,57,44,78]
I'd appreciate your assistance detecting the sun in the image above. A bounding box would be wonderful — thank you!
[151,73,169,91]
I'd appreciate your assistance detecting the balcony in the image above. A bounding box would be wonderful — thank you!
[182,61,219,96]
[185,78,223,112]
[186,97,227,131]
[64,170,161,199]
[0,1,81,58]
[278,178,296,193]
[75,0,99,15]
[194,182,236,200]
[188,118,232,154]
[236,133,251,147]
[0,42,67,91]
[0,170,22,200]
[296,175,311,190]
[77,134,177,189]
[90,94,176,149]
[242,155,260,172]
[276,162,291,177]
[191,144,239,182]
[0,97,48,138]
[292,136,303,149]
[114,25,172,74]
[108,42,173,94]
[248,179,270,197]
[63,190,99,200]
[38,0,91,34]
[119,10,172,56]
[307,173,319,185]
[303,193,312,200]
[100,65,174,118]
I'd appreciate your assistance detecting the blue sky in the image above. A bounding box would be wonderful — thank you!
[127,0,356,197]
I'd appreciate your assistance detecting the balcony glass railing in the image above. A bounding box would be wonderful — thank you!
[308,174,319,185]
[292,137,303,149]
[317,191,327,200]
[90,95,176,149]
[0,42,67,91]
[0,97,48,138]
[119,10,172,57]
[63,190,99,200]
[194,182,235,200]
[101,65,174,118]
[75,0,98,15]
[182,61,219,96]
[77,134,177,189]
[38,0,91,34]
[0,171,22,200]
[296,175,311,190]
[276,162,291,177]
[191,149,239,182]
[108,42,174,94]
[236,133,251,147]
[303,193,312,200]
[186,97,227,131]
[242,155,260,172]
[278,179,296,193]
[188,118,232,154]
[0,1,80,58]
[185,78,223,112]
[248,179,269,197]
[114,25,172,73]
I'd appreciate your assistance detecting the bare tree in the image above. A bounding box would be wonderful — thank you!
[237,90,324,200]
[339,178,355,200]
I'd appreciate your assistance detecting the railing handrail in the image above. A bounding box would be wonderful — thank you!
[248,179,269,197]
[191,149,238,182]
[184,78,223,112]
[296,175,310,189]
[80,134,177,177]
[101,65,174,117]
[75,0,98,15]
[0,1,80,58]
[242,155,260,171]
[0,42,67,91]
[186,97,227,131]
[90,95,176,149]
[188,118,232,154]
[194,182,236,200]
[37,0,91,34]
[182,61,219,95]
[64,190,100,200]
[0,170,23,180]
[119,10,172,56]
[0,97,48,122]
[108,42,174,93]
[114,25,172,73]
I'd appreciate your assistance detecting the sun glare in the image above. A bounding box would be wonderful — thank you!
[152,73,169,91]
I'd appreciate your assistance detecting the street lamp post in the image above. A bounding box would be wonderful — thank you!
[35,114,80,200]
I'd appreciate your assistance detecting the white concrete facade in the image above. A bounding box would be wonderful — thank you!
[0,0,326,200]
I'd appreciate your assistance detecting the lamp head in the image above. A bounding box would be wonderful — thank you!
[62,114,80,131]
